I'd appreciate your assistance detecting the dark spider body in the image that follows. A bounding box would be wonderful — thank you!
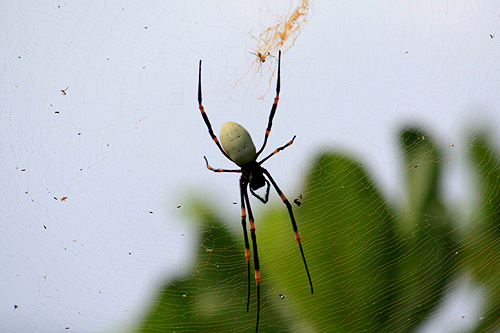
[243,161,270,204]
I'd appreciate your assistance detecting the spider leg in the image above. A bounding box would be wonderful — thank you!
[255,51,281,158]
[242,181,261,332]
[261,168,314,294]
[239,177,252,313]
[198,60,232,161]
[203,156,241,173]
[258,135,296,165]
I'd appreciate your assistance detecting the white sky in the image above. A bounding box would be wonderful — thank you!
[1,0,498,331]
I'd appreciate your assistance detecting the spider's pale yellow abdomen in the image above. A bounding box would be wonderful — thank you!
[220,122,256,166]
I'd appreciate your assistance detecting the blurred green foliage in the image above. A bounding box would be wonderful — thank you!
[138,129,499,332]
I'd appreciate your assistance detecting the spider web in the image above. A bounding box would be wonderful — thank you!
[1,0,499,332]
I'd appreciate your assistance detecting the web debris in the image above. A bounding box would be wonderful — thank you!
[253,0,310,60]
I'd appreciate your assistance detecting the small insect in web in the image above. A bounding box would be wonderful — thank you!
[250,51,274,64]
[198,51,313,332]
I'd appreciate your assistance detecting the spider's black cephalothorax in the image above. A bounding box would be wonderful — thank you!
[242,161,270,204]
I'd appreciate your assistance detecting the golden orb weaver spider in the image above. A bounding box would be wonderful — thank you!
[197,51,313,332]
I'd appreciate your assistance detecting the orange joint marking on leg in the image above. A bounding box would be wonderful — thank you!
[273,149,279,155]
[255,269,261,284]
[249,220,255,231]
[295,230,301,242]
[242,207,246,217]
[245,248,250,261]
[279,193,286,201]
[266,129,270,135]
[199,105,205,112]
[274,95,279,103]
[213,137,219,143]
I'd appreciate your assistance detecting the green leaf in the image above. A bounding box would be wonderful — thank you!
[391,129,458,330]
[138,204,290,332]
[400,130,441,213]
[259,153,398,331]
[467,133,500,332]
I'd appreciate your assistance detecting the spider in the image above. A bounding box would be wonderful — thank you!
[250,51,274,64]
[197,51,313,332]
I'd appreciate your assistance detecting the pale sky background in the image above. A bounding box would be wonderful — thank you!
[1,0,498,332]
